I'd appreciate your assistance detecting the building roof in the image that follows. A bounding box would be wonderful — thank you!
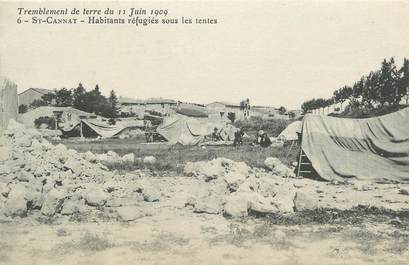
[19,88,54,95]
[145,98,177,104]
[206,101,240,108]
[118,97,145,104]
[119,96,177,105]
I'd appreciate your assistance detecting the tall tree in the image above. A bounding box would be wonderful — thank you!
[378,58,400,106]
[41,92,56,105]
[55,88,73,107]
[362,71,381,108]
[72,83,87,111]
[398,58,409,104]
[87,84,111,117]
[108,90,120,118]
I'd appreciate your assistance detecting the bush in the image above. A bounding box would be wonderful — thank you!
[108,118,116,125]
[18,104,28,114]
[34,116,56,129]
[227,112,236,123]
[234,116,291,137]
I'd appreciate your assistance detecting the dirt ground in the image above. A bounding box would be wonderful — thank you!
[1,176,408,265]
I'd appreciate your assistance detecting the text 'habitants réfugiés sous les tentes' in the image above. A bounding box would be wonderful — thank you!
[16,7,219,26]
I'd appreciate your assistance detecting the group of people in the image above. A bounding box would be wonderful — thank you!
[211,127,272,148]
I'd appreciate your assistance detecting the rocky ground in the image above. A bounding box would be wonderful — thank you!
[1,120,409,264]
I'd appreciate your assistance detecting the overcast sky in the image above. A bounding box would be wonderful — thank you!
[1,1,409,109]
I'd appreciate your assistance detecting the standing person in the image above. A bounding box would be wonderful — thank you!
[144,120,153,142]
[233,128,244,146]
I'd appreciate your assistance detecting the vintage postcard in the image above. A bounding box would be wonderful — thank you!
[0,1,409,264]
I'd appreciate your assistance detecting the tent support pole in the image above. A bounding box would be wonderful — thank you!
[80,121,83,138]
[285,140,295,160]
[296,149,303,178]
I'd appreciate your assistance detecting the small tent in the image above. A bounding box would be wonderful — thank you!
[80,120,126,138]
[278,121,302,141]
[156,115,233,145]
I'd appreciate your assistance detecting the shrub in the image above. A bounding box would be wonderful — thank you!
[234,116,291,137]
[18,104,28,114]
[34,116,56,129]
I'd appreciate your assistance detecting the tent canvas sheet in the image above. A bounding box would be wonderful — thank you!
[81,120,126,138]
[301,107,409,182]
[157,115,233,145]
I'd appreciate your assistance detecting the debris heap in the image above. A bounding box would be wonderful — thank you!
[184,158,409,217]
[184,158,296,217]
[0,120,159,221]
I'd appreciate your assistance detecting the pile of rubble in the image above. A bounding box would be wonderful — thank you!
[184,158,297,217]
[183,158,409,217]
[0,120,160,221]
[95,151,157,166]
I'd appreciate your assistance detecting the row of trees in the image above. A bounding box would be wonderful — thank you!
[301,57,409,114]
[20,83,121,118]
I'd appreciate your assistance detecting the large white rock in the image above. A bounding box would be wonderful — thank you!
[121,153,135,163]
[84,188,108,207]
[293,190,319,211]
[249,194,280,214]
[264,157,295,178]
[4,184,28,217]
[61,199,86,215]
[224,193,252,217]
[134,179,161,202]
[116,206,145,221]
[194,195,223,214]
[0,145,11,162]
[41,188,67,216]
[83,151,98,163]
[143,156,157,165]
[264,157,282,170]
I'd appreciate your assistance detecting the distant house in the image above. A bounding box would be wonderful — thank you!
[119,97,177,117]
[145,98,177,115]
[118,97,146,117]
[18,88,54,107]
[206,101,244,120]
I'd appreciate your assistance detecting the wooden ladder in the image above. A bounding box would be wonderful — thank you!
[296,150,313,177]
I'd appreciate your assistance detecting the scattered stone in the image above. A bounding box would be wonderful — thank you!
[293,190,319,211]
[134,179,161,202]
[264,157,295,178]
[274,230,286,241]
[4,184,29,217]
[390,217,402,226]
[194,196,223,214]
[399,188,409,195]
[116,206,145,221]
[224,193,251,217]
[84,188,108,207]
[142,186,161,202]
[83,151,98,163]
[41,188,67,216]
[121,153,135,163]
[61,199,86,215]
[0,145,11,162]
[143,156,157,165]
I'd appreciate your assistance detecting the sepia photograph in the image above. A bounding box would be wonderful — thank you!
[1,1,409,264]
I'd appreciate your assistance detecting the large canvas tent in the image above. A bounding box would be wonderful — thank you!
[156,115,235,145]
[300,107,409,182]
